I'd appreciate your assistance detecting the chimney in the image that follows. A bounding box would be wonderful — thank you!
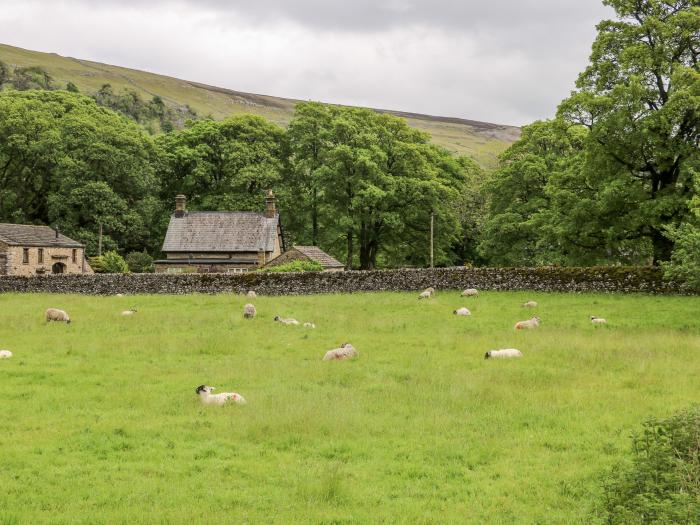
[175,195,187,218]
[265,190,276,219]
[54,227,59,240]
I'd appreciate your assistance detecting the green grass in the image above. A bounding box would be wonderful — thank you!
[0,43,518,169]
[0,291,698,524]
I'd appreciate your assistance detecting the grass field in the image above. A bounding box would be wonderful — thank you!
[0,291,699,524]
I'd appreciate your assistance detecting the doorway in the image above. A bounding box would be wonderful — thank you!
[52,262,66,274]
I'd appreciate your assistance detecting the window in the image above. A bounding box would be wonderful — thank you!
[72,249,77,263]
[38,248,43,263]
[226,268,248,274]
[166,267,183,274]
[22,248,29,264]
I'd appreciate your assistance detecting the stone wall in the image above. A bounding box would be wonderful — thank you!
[0,266,692,296]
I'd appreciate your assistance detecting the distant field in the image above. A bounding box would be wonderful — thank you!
[0,43,519,168]
[1,291,698,524]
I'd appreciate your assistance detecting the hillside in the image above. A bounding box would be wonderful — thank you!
[0,43,519,168]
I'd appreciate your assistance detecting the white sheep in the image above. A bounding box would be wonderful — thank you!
[244,304,257,319]
[590,316,607,325]
[116,293,124,298]
[45,308,71,324]
[522,300,538,308]
[0,350,12,359]
[246,291,257,299]
[453,307,471,316]
[195,385,246,405]
[461,288,479,297]
[303,322,316,329]
[515,316,540,330]
[323,343,358,361]
[485,349,523,359]
[274,316,300,326]
[121,309,137,316]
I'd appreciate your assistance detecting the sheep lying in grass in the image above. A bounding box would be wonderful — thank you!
[418,287,435,299]
[522,300,538,308]
[303,322,316,329]
[246,291,257,299]
[485,349,523,359]
[0,350,12,359]
[274,316,300,326]
[45,308,71,324]
[590,316,607,325]
[453,307,471,317]
[195,385,246,405]
[121,309,137,316]
[243,304,257,319]
[461,288,479,297]
[515,316,540,330]
[323,343,358,361]
[116,293,124,298]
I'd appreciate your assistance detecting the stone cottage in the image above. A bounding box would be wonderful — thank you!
[154,192,284,274]
[264,245,345,272]
[0,224,92,276]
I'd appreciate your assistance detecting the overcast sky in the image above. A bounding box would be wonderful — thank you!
[1,0,613,126]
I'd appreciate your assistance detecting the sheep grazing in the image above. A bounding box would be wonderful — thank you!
[515,316,540,330]
[45,308,71,324]
[303,322,316,329]
[461,288,479,297]
[246,291,257,299]
[323,343,358,361]
[590,316,607,325]
[195,385,246,405]
[0,350,12,359]
[418,287,435,300]
[522,300,538,308]
[453,307,471,317]
[274,316,300,326]
[243,304,257,319]
[485,349,523,359]
[121,309,137,316]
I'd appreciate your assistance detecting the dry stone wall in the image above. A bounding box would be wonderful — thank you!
[0,266,691,295]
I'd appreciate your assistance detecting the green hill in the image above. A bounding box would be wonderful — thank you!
[0,43,519,168]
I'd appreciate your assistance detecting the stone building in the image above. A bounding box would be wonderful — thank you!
[264,245,345,272]
[154,192,284,274]
[0,224,92,276]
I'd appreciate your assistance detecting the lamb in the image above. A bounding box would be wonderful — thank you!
[323,343,358,361]
[453,307,471,316]
[0,350,12,359]
[274,316,300,326]
[515,316,540,330]
[485,349,523,359]
[121,309,137,316]
[461,288,479,297]
[195,385,246,405]
[303,322,316,329]
[590,316,607,325]
[243,304,257,319]
[45,308,71,324]
[246,291,257,299]
[522,300,538,308]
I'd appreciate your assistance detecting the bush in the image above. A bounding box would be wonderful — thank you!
[125,251,154,273]
[89,251,129,274]
[259,260,324,273]
[594,406,700,524]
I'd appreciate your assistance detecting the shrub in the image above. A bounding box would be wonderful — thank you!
[125,251,154,273]
[260,260,324,273]
[594,406,700,524]
[89,251,129,274]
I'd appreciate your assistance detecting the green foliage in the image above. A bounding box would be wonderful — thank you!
[125,251,154,273]
[595,406,700,524]
[90,251,129,274]
[65,81,79,93]
[9,66,53,90]
[260,260,324,273]
[663,191,700,289]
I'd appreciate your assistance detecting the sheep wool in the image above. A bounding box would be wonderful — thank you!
[303,322,316,329]
[45,308,71,324]
[0,350,12,359]
[274,316,300,326]
[485,349,523,359]
[522,300,538,308]
[461,288,479,297]
[121,309,137,316]
[246,291,257,299]
[323,343,358,361]
[195,385,246,405]
[244,304,257,319]
[590,316,607,325]
[418,290,432,300]
[515,316,540,330]
[453,307,471,317]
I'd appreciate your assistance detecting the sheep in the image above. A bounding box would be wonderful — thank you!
[485,349,523,359]
[45,308,71,324]
[116,293,124,298]
[522,300,538,308]
[243,304,257,319]
[461,288,479,297]
[195,385,246,405]
[323,343,358,361]
[0,350,12,359]
[303,322,316,329]
[246,291,257,299]
[590,316,607,325]
[121,309,137,316]
[274,316,300,326]
[453,307,471,316]
[515,316,540,330]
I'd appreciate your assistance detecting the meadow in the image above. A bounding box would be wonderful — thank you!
[0,291,699,524]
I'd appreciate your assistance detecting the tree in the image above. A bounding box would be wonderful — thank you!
[125,251,154,273]
[11,66,53,90]
[66,82,79,93]
[0,60,9,87]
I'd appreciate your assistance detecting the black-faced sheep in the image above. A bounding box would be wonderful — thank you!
[195,385,246,405]
[484,349,523,359]
[590,316,607,325]
[453,307,471,316]
[274,316,300,326]
[0,350,12,359]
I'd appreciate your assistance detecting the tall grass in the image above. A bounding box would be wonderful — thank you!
[0,291,698,524]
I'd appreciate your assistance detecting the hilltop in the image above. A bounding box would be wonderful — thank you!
[0,43,519,168]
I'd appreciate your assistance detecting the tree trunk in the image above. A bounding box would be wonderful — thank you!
[359,220,371,269]
[651,228,674,266]
[346,230,354,270]
[311,187,318,246]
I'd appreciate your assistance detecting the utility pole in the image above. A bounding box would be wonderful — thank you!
[430,212,434,269]
[98,222,103,256]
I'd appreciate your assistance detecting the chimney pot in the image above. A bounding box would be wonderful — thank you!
[265,190,276,219]
[175,195,187,218]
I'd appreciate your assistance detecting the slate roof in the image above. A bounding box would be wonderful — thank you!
[161,212,279,253]
[0,223,83,248]
[294,246,345,269]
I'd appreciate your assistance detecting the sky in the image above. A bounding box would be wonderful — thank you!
[1,0,613,126]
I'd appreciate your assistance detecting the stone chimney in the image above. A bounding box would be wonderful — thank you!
[265,190,276,219]
[175,195,187,218]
